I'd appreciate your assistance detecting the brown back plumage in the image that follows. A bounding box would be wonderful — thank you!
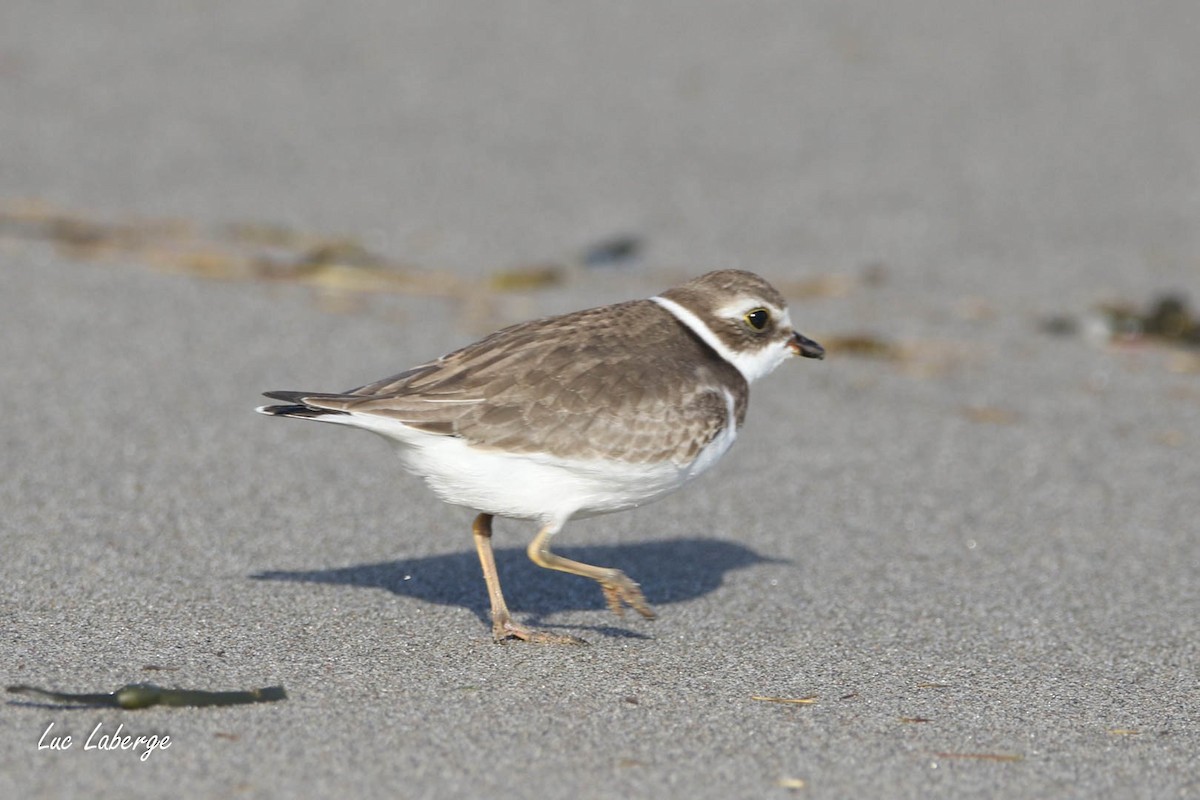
[295,299,748,464]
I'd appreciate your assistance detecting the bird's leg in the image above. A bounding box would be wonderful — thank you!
[471,513,585,645]
[527,524,656,620]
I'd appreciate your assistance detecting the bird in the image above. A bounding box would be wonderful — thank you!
[257,269,824,644]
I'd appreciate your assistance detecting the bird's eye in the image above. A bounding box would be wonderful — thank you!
[744,308,770,331]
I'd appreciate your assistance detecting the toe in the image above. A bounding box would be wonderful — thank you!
[600,570,656,620]
[493,617,588,645]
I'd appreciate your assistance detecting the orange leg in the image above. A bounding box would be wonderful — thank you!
[527,523,656,620]
[472,514,585,644]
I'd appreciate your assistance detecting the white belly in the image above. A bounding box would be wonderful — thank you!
[398,430,735,524]
[325,411,738,525]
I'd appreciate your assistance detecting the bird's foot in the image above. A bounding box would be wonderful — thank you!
[599,570,657,620]
[491,614,588,646]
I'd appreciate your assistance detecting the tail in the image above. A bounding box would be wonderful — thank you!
[256,390,353,420]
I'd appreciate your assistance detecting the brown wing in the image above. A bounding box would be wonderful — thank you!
[310,299,748,464]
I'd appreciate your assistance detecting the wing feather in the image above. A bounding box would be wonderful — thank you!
[283,299,747,464]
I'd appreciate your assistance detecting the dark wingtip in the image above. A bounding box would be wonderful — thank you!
[256,403,331,418]
[262,390,310,403]
[256,391,350,418]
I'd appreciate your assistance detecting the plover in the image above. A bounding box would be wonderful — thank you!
[258,269,824,643]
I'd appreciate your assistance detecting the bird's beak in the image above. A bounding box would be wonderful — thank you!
[788,331,825,360]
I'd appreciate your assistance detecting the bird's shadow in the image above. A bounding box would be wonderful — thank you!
[253,538,782,639]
